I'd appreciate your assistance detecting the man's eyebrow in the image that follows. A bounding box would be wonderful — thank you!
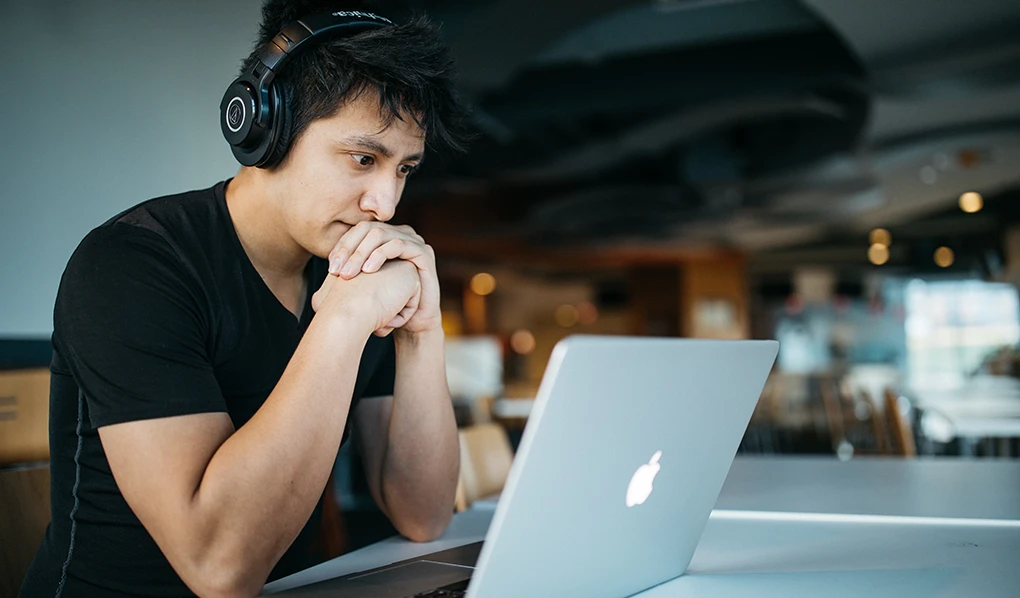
[340,135,424,163]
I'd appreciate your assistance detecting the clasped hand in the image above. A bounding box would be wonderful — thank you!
[311,222,441,337]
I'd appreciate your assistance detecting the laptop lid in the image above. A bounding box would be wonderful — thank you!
[466,336,778,598]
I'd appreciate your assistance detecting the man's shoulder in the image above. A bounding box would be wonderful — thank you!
[66,181,229,283]
[72,181,227,263]
[102,181,226,242]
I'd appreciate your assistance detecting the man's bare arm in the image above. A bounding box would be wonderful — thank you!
[354,327,459,543]
[100,261,419,598]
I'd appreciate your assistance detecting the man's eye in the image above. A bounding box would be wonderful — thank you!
[351,154,374,167]
[399,164,419,176]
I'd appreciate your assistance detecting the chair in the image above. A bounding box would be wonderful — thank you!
[455,423,514,512]
[0,369,50,465]
[820,377,847,452]
[884,388,917,457]
[0,465,51,595]
[310,473,349,560]
[469,395,496,426]
[0,369,51,593]
[859,390,891,455]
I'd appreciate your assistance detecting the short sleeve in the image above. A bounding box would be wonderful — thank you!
[54,223,226,428]
[358,334,396,399]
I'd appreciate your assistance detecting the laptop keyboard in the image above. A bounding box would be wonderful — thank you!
[409,578,470,597]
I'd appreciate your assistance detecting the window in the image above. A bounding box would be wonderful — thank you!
[904,279,1020,390]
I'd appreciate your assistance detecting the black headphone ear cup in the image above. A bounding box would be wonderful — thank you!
[221,80,259,149]
[261,82,293,168]
[222,77,275,167]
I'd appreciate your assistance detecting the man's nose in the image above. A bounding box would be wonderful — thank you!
[360,178,400,222]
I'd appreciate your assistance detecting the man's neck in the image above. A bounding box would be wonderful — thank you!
[225,167,310,282]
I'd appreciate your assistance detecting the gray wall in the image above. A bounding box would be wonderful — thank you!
[0,0,263,337]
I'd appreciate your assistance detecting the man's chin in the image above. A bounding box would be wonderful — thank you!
[315,223,353,258]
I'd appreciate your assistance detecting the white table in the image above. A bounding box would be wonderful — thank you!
[265,457,1020,596]
[716,456,1020,521]
[913,378,1020,442]
[645,516,1020,597]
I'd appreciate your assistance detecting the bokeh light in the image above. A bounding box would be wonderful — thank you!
[934,246,955,268]
[959,192,983,214]
[555,304,580,327]
[470,272,497,296]
[869,228,892,247]
[868,243,889,266]
[577,301,599,325]
[510,329,536,354]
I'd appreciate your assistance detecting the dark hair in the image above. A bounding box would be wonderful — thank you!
[242,1,473,164]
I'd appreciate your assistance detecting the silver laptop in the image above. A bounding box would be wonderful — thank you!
[279,335,778,598]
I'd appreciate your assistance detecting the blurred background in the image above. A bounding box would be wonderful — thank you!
[3,0,1020,578]
[391,0,1020,464]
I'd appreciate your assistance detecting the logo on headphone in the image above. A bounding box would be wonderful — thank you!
[331,10,392,23]
[226,97,245,132]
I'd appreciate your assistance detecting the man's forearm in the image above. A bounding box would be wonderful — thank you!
[186,313,372,594]
[383,327,460,542]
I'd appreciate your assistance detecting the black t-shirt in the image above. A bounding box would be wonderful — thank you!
[20,180,395,597]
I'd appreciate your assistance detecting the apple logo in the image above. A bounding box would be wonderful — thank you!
[626,450,662,507]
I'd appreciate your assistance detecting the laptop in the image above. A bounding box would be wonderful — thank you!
[277,335,778,597]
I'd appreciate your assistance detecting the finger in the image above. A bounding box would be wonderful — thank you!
[340,227,398,279]
[361,239,411,273]
[383,285,421,329]
[364,241,434,279]
[386,301,418,330]
[329,222,376,274]
[396,224,425,243]
[373,327,394,337]
[391,304,416,327]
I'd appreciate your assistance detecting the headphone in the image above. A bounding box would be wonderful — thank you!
[220,10,394,168]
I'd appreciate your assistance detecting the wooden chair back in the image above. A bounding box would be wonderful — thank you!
[455,423,514,511]
[884,388,917,457]
[0,369,50,465]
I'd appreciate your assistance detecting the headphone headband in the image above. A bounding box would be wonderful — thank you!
[254,11,393,82]
[221,10,394,167]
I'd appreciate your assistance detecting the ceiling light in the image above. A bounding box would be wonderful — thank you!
[869,228,891,247]
[934,247,954,268]
[868,243,889,266]
[959,192,983,214]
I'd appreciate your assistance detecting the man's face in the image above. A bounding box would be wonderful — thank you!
[266,91,426,259]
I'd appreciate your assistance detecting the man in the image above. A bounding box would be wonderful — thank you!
[21,1,472,596]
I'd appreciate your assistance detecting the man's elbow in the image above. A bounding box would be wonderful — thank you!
[179,550,269,598]
[397,509,454,543]
[186,569,266,598]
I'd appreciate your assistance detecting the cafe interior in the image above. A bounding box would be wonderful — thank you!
[3,0,1020,595]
